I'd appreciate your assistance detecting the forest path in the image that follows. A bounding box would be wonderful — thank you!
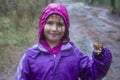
[56,0,120,80]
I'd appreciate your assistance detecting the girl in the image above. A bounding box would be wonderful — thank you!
[15,3,112,80]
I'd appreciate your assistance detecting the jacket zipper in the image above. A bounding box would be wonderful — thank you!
[53,54,56,59]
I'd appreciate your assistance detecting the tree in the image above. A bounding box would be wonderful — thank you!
[111,0,117,14]
[88,0,94,5]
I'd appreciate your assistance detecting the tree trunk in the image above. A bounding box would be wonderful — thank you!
[111,0,115,9]
[88,0,94,5]
[111,0,116,14]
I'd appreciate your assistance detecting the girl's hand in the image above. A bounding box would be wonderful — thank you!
[93,42,104,55]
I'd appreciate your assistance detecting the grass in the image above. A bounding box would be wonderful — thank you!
[0,16,38,72]
[0,17,38,47]
[0,0,50,78]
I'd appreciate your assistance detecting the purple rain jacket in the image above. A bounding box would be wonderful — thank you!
[15,42,112,80]
[15,3,112,80]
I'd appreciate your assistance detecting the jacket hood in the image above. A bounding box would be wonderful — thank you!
[38,3,70,42]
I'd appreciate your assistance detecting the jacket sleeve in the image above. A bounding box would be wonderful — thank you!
[79,47,112,80]
[14,53,32,80]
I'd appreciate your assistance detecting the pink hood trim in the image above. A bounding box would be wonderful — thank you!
[41,40,63,54]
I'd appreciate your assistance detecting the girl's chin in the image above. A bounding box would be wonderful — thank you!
[49,37,60,41]
[47,38,60,43]
[46,36,61,42]
[50,39,60,42]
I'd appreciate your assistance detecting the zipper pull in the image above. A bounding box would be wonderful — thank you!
[53,54,56,58]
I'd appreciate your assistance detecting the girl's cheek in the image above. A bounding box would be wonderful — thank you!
[58,27,65,32]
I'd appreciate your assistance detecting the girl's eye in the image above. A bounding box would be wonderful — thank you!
[46,21,65,27]
[57,22,64,27]
[46,21,53,25]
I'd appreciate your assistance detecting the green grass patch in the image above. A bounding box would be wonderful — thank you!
[0,16,38,72]
[0,17,37,48]
[0,0,50,77]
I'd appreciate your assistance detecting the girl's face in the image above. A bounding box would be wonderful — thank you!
[44,14,65,44]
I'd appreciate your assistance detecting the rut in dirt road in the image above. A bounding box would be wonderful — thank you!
[56,0,120,80]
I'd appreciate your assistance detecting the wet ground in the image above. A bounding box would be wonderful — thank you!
[0,0,120,80]
[56,0,120,80]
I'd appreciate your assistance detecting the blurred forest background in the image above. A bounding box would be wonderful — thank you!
[77,0,120,14]
[0,0,120,79]
[0,0,53,78]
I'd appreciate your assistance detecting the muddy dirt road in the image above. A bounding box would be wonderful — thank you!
[56,0,120,80]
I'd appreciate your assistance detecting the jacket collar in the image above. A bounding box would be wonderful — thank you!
[38,42,72,52]
[27,42,73,58]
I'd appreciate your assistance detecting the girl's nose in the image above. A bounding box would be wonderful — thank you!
[51,24,57,31]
